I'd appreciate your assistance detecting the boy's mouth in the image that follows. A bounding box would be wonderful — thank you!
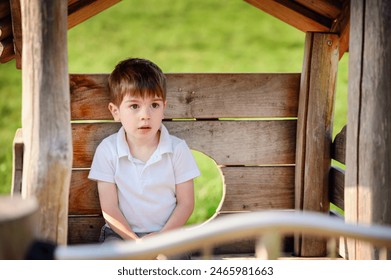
[138,126,151,130]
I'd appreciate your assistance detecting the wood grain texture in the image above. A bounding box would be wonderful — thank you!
[345,0,363,260]
[68,167,295,216]
[70,73,300,120]
[346,0,391,260]
[295,32,339,257]
[220,166,295,211]
[68,215,104,244]
[72,120,297,168]
[21,1,72,245]
[67,0,120,29]
[11,128,23,195]
[245,0,330,32]
[329,125,346,211]
[329,166,344,210]
[295,0,341,19]
[69,170,101,215]
[295,32,313,215]
[332,125,346,164]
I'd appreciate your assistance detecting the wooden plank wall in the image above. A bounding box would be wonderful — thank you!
[68,73,300,245]
[330,125,346,211]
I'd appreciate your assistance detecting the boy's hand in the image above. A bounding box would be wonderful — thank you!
[141,232,159,239]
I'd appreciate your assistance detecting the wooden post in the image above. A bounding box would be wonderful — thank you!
[346,0,391,260]
[0,196,38,259]
[295,32,339,256]
[21,1,72,245]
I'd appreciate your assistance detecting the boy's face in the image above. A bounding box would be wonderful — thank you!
[109,94,166,143]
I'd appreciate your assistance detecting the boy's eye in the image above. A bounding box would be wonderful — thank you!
[130,104,139,109]
[151,103,160,109]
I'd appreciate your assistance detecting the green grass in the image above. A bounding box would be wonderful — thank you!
[0,0,348,223]
[188,151,223,225]
[0,61,22,194]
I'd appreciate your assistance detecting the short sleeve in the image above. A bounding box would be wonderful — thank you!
[88,139,116,184]
[172,140,201,184]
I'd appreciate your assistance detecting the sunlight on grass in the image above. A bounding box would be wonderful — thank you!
[187,151,224,225]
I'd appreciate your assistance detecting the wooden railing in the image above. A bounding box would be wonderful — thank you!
[55,210,391,260]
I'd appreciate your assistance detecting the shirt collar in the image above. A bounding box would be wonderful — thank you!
[117,126,130,158]
[116,124,173,159]
[157,124,173,155]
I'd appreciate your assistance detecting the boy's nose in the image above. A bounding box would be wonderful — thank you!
[140,107,151,120]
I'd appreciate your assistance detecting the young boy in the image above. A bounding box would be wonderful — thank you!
[88,58,200,249]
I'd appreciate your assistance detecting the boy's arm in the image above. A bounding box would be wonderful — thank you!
[156,179,195,234]
[97,181,140,240]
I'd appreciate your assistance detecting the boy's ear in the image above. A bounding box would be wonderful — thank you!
[108,103,120,121]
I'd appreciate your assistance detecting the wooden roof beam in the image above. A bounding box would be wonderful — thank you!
[68,0,121,29]
[5,0,122,68]
[0,1,15,64]
[295,0,342,19]
[0,35,14,63]
[245,0,332,32]
[331,0,350,58]
[0,15,12,40]
[9,0,21,68]
[0,0,10,19]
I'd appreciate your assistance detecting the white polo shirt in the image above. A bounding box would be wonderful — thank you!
[88,124,200,233]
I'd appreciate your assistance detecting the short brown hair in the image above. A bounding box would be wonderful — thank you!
[108,58,167,106]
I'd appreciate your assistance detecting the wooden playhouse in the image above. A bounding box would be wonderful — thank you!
[0,0,390,259]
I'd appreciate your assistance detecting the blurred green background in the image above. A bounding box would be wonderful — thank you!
[0,0,348,223]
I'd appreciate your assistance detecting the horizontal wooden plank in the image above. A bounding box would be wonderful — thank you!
[329,166,344,210]
[72,120,297,168]
[219,166,295,212]
[68,215,105,244]
[69,166,295,215]
[70,73,300,120]
[69,170,101,215]
[332,125,346,164]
